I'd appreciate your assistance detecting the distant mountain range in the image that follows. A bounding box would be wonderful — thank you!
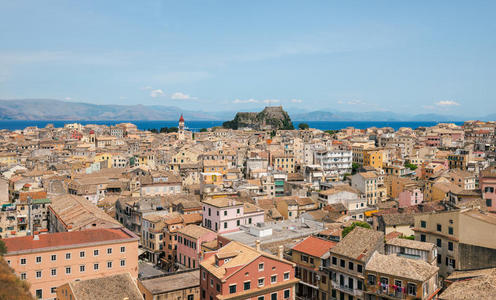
[0,99,492,122]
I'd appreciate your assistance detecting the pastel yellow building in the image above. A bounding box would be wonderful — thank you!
[363,149,384,169]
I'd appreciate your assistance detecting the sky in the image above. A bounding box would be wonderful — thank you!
[1,0,495,116]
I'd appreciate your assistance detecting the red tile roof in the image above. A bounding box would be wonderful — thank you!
[291,236,336,258]
[3,228,137,254]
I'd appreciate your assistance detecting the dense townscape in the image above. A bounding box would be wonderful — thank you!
[1,109,496,300]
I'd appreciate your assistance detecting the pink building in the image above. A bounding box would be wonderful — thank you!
[2,228,139,300]
[480,167,496,212]
[398,188,424,208]
[202,198,264,234]
[176,224,217,269]
[200,241,298,300]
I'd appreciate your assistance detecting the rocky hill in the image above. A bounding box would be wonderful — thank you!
[223,106,294,130]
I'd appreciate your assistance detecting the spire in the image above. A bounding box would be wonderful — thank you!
[179,114,184,122]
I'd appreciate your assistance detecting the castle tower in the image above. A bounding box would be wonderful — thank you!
[178,114,185,140]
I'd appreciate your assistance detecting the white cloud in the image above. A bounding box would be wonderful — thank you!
[291,99,303,103]
[150,89,165,98]
[263,99,280,104]
[64,97,72,101]
[346,99,365,105]
[436,100,460,106]
[233,99,259,103]
[142,86,153,90]
[171,92,197,100]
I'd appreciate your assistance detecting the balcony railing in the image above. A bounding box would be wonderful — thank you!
[331,281,363,297]
[367,286,410,299]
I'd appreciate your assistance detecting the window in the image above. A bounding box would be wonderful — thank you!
[80,251,85,258]
[309,257,314,264]
[80,265,85,272]
[367,274,376,285]
[420,220,426,228]
[107,261,113,269]
[258,263,264,271]
[357,279,363,290]
[66,253,71,260]
[348,277,354,289]
[357,264,363,273]
[237,220,240,226]
[65,267,71,274]
[271,293,277,300]
[107,248,112,254]
[51,287,56,294]
[216,284,221,292]
[237,208,240,214]
[36,271,42,278]
[340,259,345,268]
[244,281,251,290]
[301,255,308,262]
[94,249,99,256]
[437,254,442,264]
[437,239,442,247]
[437,224,442,232]
[448,227,454,235]
[120,246,126,253]
[51,254,57,261]
[94,263,99,270]
[36,256,41,263]
[284,272,290,280]
[20,272,26,280]
[229,284,236,294]
[202,271,206,280]
[420,234,426,242]
[284,289,290,299]
[35,289,42,299]
[20,258,26,265]
[348,261,354,270]
[258,278,265,287]
[224,222,227,229]
[258,297,265,300]
[271,275,277,283]
[407,283,417,296]
[51,268,56,276]
[486,199,492,207]
[120,259,126,267]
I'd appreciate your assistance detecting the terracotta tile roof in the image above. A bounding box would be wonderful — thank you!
[67,272,143,300]
[291,236,336,258]
[202,197,240,208]
[177,224,215,239]
[3,228,137,255]
[330,227,384,262]
[139,270,200,295]
[366,252,438,282]
[200,241,294,281]
[18,190,48,202]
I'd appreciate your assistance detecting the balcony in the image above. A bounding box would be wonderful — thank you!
[367,286,409,299]
[331,281,363,297]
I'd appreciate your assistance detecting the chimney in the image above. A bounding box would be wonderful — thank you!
[169,206,173,214]
[33,232,39,241]
[255,240,261,252]
[278,245,284,259]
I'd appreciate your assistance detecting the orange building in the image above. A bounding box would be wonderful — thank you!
[3,228,139,300]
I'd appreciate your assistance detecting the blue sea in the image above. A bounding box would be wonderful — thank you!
[0,120,464,132]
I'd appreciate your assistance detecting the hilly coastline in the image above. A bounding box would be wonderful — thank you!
[0,99,491,122]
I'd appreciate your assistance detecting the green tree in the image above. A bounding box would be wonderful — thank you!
[404,162,418,170]
[168,127,178,133]
[0,238,6,256]
[270,130,276,138]
[352,163,360,174]
[148,128,158,133]
[298,123,309,130]
[342,221,371,238]
[200,128,208,132]
[159,127,168,133]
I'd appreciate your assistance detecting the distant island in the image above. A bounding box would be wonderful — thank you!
[0,98,494,122]
[222,106,294,130]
